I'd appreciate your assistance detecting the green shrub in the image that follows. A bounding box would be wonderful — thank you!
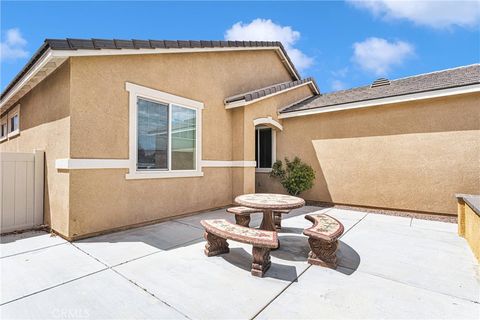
[270,157,315,196]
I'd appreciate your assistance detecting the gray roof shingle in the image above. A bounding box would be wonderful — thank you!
[281,64,480,114]
[1,38,300,101]
[225,78,319,105]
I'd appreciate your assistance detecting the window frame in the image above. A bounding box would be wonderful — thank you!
[7,104,20,139]
[0,115,7,142]
[125,82,204,180]
[255,126,276,173]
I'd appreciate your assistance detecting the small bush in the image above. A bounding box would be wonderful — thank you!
[270,157,315,196]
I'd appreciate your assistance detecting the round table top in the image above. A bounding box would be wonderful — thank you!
[234,193,305,210]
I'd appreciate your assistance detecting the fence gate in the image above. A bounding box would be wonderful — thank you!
[0,150,44,233]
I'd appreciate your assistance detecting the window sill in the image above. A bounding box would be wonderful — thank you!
[255,168,272,173]
[7,130,20,139]
[125,171,204,180]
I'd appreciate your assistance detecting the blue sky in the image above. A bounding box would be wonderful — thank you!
[1,1,479,93]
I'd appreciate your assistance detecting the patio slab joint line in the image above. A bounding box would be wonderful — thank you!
[252,207,353,319]
[69,242,192,319]
[0,242,67,260]
[0,267,108,306]
[172,219,204,230]
[352,267,480,304]
[107,234,205,268]
[251,264,313,320]
[336,213,478,304]
[339,210,369,239]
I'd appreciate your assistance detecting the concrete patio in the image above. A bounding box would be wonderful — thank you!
[1,206,479,319]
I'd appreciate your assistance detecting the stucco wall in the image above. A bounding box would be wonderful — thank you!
[264,93,480,215]
[69,50,293,160]
[66,50,312,237]
[0,62,71,234]
[68,167,232,237]
[243,85,312,160]
[234,85,313,197]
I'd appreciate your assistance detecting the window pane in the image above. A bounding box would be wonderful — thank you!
[259,128,272,168]
[137,98,168,170]
[1,123,6,137]
[255,130,259,167]
[10,115,19,132]
[171,105,196,170]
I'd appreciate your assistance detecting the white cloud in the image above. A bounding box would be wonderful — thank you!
[331,67,349,78]
[224,18,314,71]
[0,28,29,62]
[349,0,480,29]
[331,80,348,91]
[352,37,414,76]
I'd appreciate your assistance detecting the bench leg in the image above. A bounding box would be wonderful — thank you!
[235,214,250,227]
[307,238,338,269]
[204,231,229,257]
[251,247,271,277]
[274,212,282,230]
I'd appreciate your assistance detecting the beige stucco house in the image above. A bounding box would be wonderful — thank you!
[1,38,478,240]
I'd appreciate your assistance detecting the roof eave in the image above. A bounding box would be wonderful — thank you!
[279,83,480,119]
[224,80,320,109]
[1,42,301,109]
[0,47,70,112]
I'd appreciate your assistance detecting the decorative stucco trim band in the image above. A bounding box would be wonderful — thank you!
[55,159,256,169]
[201,161,257,167]
[55,159,130,169]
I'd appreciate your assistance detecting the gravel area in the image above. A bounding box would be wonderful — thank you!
[306,201,457,223]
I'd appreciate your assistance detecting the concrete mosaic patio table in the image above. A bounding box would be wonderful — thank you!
[234,193,305,232]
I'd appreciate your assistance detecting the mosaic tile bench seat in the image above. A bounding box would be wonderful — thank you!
[226,206,290,230]
[303,213,344,269]
[200,219,279,277]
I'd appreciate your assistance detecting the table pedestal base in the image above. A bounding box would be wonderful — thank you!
[260,209,275,231]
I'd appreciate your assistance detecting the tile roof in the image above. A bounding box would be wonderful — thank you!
[1,38,300,101]
[225,78,319,105]
[44,39,288,51]
[281,64,480,114]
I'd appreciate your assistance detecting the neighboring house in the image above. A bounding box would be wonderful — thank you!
[0,38,478,239]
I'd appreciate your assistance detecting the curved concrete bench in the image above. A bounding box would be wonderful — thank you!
[227,206,290,230]
[201,219,278,277]
[303,213,344,269]
[226,206,262,227]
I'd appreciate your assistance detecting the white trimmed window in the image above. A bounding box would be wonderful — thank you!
[6,104,20,139]
[125,82,203,179]
[255,126,276,172]
[0,115,7,142]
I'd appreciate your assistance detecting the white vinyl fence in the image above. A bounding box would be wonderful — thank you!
[0,150,44,233]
